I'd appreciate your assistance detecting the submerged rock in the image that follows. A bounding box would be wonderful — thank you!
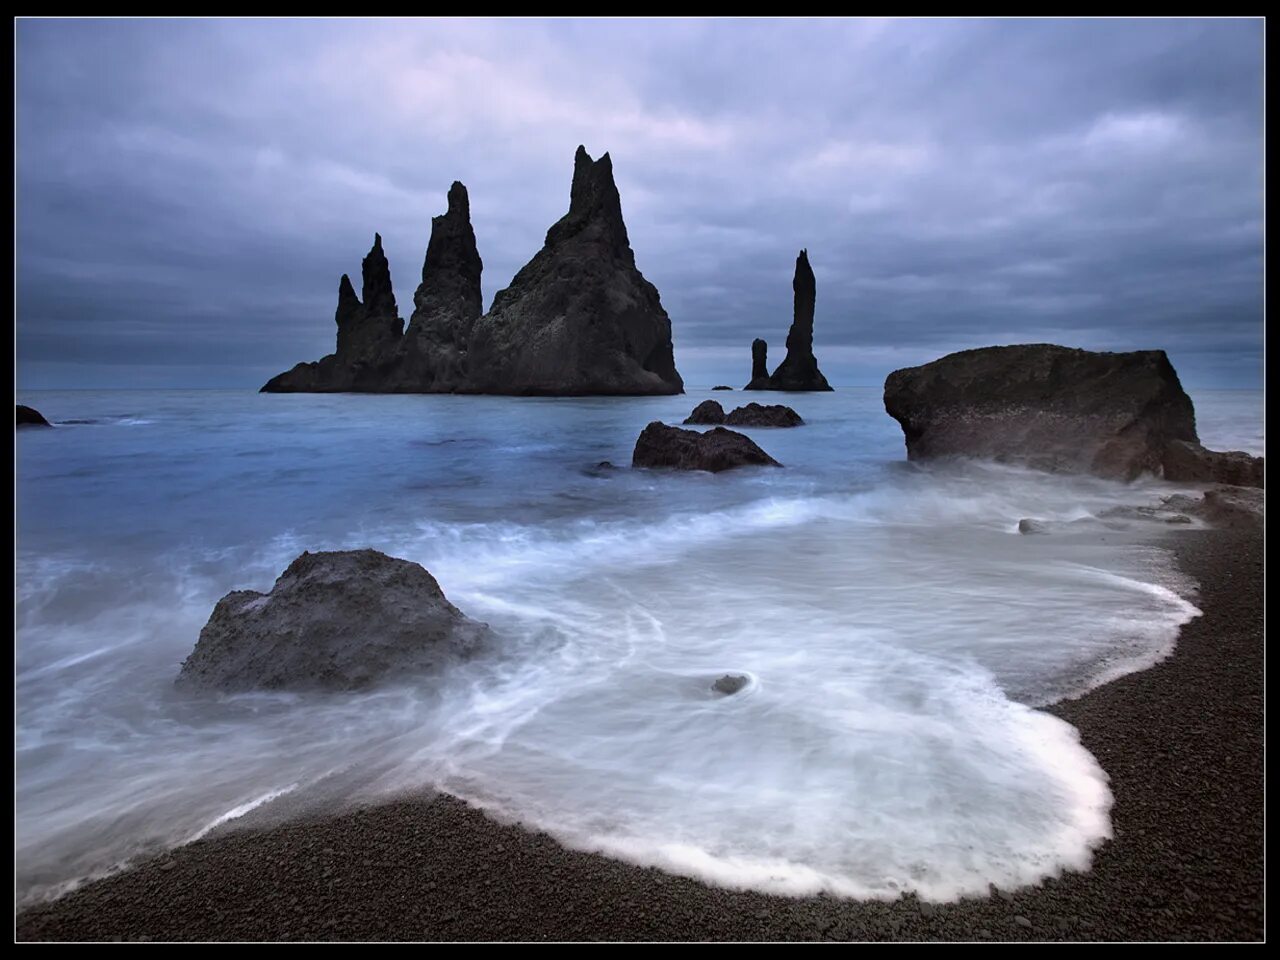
[712,385,734,391]
[262,236,405,393]
[684,400,726,425]
[632,421,781,472]
[465,146,683,396]
[1162,440,1263,488]
[1017,518,1049,535]
[712,674,749,695]
[766,250,832,392]
[883,344,1199,481]
[17,405,51,428]
[724,402,804,427]
[176,549,489,692]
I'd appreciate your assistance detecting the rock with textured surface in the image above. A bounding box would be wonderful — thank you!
[883,344,1199,481]
[389,182,484,392]
[262,236,404,393]
[17,405,51,428]
[724,403,804,427]
[712,675,749,695]
[1162,440,1263,488]
[684,400,726,425]
[632,421,780,472]
[744,338,772,390]
[765,250,832,392]
[176,550,488,692]
[464,146,683,396]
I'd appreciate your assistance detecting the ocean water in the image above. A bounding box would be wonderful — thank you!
[15,387,1262,905]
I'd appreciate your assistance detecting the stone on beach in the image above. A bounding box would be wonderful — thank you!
[177,549,489,692]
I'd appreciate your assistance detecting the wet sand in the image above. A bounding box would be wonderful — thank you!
[16,526,1263,942]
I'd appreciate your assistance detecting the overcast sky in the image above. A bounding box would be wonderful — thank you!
[16,18,1264,390]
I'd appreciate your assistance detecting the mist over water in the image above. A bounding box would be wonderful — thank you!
[15,387,1256,904]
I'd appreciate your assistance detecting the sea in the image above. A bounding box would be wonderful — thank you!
[14,386,1264,905]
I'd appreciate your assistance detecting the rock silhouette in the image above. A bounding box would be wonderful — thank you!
[744,252,832,391]
[632,421,781,472]
[17,405,51,428]
[744,338,771,390]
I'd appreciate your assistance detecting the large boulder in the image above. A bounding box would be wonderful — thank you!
[883,344,1199,481]
[766,250,833,391]
[725,402,804,427]
[1162,440,1263,488]
[17,405,51,428]
[632,421,781,472]
[176,550,488,692]
[387,181,484,392]
[464,146,684,396]
[683,400,726,424]
[262,236,405,393]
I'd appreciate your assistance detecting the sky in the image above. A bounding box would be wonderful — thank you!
[15,18,1265,390]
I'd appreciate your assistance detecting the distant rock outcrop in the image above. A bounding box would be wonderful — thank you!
[712,385,734,391]
[724,403,803,428]
[1162,440,1263,488]
[883,344,1202,481]
[465,147,683,395]
[744,338,771,390]
[17,405,51,428]
[632,421,780,472]
[684,400,727,425]
[388,181,484,392]
[176,550,489,692]
[262,235,404,392]
[261,149,683,396]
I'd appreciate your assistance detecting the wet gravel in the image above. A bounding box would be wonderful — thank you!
[16,528,1263,942]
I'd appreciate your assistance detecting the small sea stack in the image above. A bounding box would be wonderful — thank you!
[632,421,781,472]
[744,251,833,391]
[744,338,771,390]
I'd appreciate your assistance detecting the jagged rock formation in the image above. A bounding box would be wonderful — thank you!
[176,550,489,692]
[744,252,832,391]
[465,147,683,395]
[1162,440,1263,488]
[632,421,780,472]
[387,181,484,392]
[684,400,726,425]
[17,405,51,428]
[725,403,804,427]
[883,344,1204,481]
[262,149,683,396]
[744,338,771,390]
[262,235,404,392]
[768,250,832,391]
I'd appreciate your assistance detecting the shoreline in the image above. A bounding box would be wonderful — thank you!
[16,525,1263,941]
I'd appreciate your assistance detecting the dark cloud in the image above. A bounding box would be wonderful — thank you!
[16,18,1264,390]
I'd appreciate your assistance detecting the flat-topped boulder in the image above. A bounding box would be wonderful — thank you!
[883,344,1200,481]
[632,421,781,473]
[17,405,51,428]
[725,402,803,427]
[712,385,734,391]
[176,549,489,692]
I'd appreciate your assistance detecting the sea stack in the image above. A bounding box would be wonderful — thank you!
[261,235,404,392]
[389,181,484,392]
[744,338,771,390]
[768,250,832,391]
[883,344,1209,481]
[464,146,684,395]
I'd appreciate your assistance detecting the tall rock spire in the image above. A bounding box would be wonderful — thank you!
[765,249,832,392]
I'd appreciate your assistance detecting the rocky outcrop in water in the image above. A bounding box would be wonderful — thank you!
[464,147,683,395]
[17,405,51,428]
[684,400,727,425]
[632,421,780,472]
[386,182,484,392]
[712,385,734,391]
[745,338,771,390]
[712,675,749,695]
[883,344,1203,481]
[1162,440,1264,488]
[262,149,683,396]
[262,236,404,393]
[176,550,489,692]
[767,250,832,391]
[725,403,804,427]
